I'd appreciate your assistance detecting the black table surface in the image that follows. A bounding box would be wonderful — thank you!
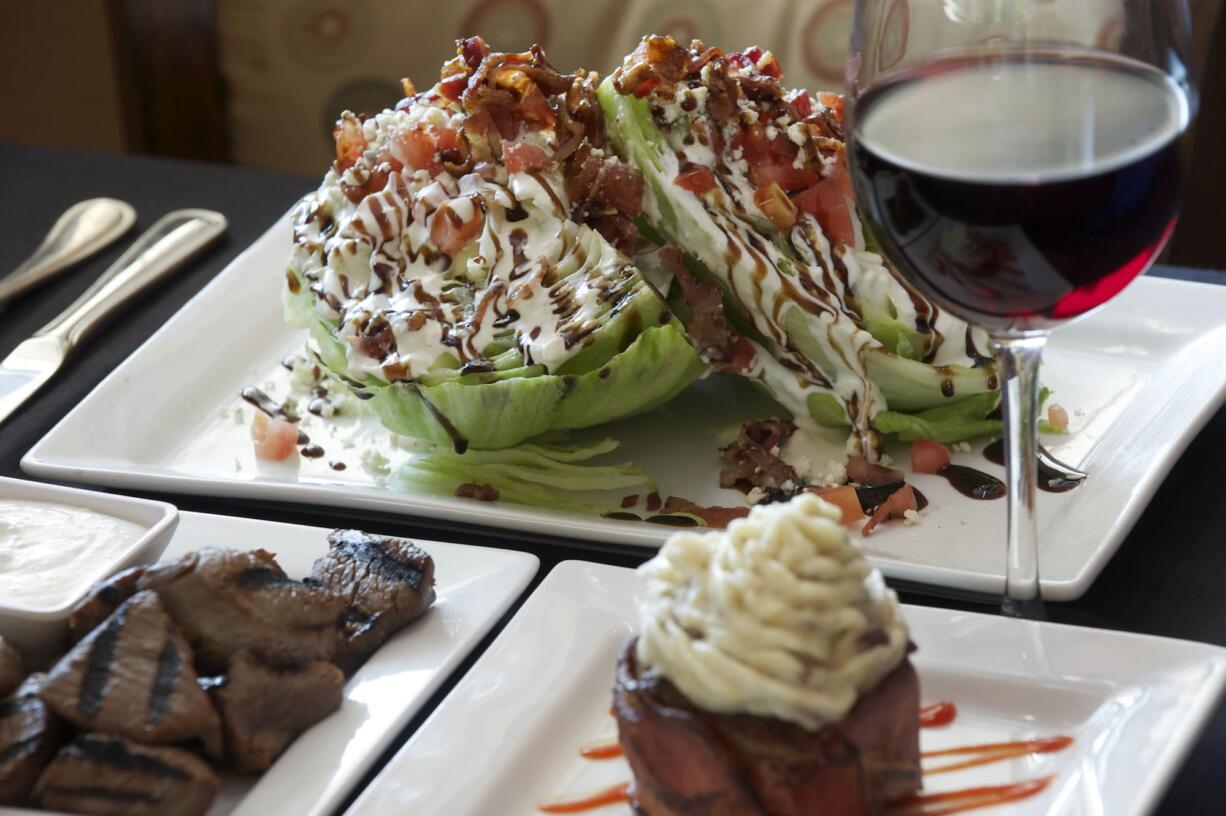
[2,142,1223,814]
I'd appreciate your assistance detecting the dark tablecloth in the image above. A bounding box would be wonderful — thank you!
[1,142,1223,815]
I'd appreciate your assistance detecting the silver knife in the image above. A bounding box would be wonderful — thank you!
[0,208,228,427]
[0,198,137,305]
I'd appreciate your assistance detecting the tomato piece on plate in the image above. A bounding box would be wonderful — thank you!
[861,484,917,536]
[502,140,551,174]
[793,161,857,246]
[430,202,485,256]
[911,438,951,474]
[1047,404,1069,431]
[251,412,298,462]
[674,164,716,195]
[808,485,866,524]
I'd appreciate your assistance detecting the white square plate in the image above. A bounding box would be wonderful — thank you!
[21,217,1226,599]
[344,560,1226,816]
[0,510,537,816]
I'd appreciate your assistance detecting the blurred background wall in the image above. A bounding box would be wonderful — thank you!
[1,0,1222,266]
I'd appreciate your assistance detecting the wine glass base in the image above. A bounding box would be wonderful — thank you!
[1001,594,1047,620]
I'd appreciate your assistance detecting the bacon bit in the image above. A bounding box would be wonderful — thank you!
[1047,404,1069,431]
[613,35,690,98]
[429,202,484,256]
[661,496,750,529]
[502,139,551,174]
[911,439,951,475]
[719,419,799,494]
[332,113,367,171]
[645,492,662,512]
[786,88,813,119]
[753,182,797,230]
[438,74,467,101]
[593,162,644,216]
[846,455,905,487]
[459,36,490,70]
[861,484,917,536]
[662,248,756,373]
[400,77,416,97]
[674,163,717,195]
[808,484,865,524]
[250,412,298,462]
[621,494,639,509]
[455,483,500,502]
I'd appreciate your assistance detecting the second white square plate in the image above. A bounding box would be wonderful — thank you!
[343,560,1226,816]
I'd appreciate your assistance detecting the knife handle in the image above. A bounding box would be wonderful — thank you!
[35,209,228,350]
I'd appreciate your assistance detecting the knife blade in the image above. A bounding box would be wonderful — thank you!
[0,208,228,428]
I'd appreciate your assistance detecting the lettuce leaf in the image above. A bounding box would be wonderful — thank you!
[393,438,653,514]
[872,392,1002,443]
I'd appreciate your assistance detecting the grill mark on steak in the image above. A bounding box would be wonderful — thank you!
[32,733,219,816]
[307,530,436,671]
[235,567,298,589]
[69,566,147,645]
[0,674,65,806]
[78,613,123,718]
[147,640,183,727]
[137,548,348,674]
[327,531,426,589]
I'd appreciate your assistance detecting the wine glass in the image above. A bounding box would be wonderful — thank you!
[844,0,1198,616]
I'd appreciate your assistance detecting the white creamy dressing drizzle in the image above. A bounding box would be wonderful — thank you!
[289,97,637,383]
[636,493,909,730]
[641,59,990,458]
[0,500,147,610]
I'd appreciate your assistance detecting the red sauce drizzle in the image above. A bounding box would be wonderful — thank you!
[919,701,957,728]
[579,742,624,760]
[538,782,631,813]
[923,736,1073,775]
[888,775,1054,815]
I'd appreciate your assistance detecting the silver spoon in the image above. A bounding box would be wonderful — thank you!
[0,198,137,305]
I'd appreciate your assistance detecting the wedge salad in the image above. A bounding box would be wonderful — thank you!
[273,35,1065,531]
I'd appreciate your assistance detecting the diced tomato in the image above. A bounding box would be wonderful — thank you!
[793,160,857,246]
[818,92,845,125]
[429,202,485,256]
[911,438,951,474]
[673,164,716,195]
[502,140,551,174]
[250,412,298,462]
[394,125,460,176]
[808,485,865,524]
[751,163,819,193]
[742,46,764,63]
[786,89,813,120]
[757,51,783,79]
[753,182,797,231]
[1047,404,1069,432]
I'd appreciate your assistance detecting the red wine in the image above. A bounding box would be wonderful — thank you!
[850,52,1189,331]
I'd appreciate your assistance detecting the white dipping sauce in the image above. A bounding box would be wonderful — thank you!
[0,499,146,610]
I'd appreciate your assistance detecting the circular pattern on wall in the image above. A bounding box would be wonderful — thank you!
[284,0,376,71]
[638,0,722,48]
[320,78,403,150]
[803,0,854,85]
[460,0,551,50]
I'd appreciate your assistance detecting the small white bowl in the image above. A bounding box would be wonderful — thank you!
[0,477,178,667]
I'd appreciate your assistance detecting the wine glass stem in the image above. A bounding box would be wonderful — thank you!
[992,333,1048,619]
